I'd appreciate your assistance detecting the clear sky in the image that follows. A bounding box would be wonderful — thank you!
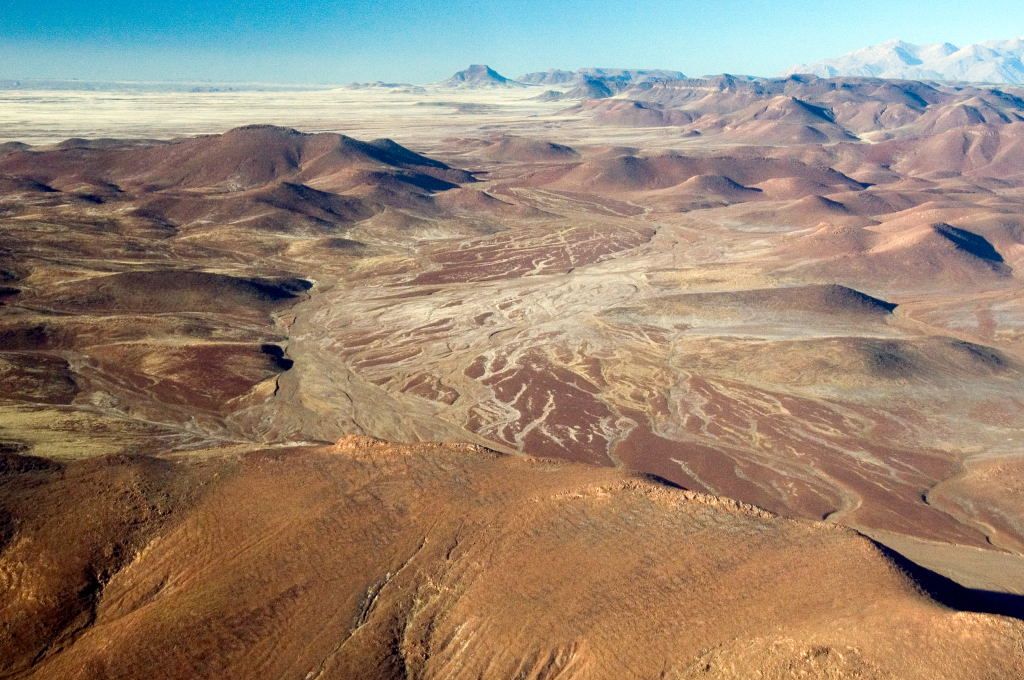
[1,0,1022,84]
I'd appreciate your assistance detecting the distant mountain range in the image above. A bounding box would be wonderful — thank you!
[442,39,1024,94]
[436,65,688,98]
[12,42,1024,98]
[788,38,1024,84]
[517,68,685,87]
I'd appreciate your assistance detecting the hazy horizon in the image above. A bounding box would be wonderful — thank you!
[2,0,1023,84]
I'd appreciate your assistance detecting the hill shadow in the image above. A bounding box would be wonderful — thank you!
[872,540,1024,621]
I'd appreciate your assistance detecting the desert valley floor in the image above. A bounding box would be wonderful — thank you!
[2,76,1024,678]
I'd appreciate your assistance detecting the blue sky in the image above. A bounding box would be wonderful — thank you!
[1,1,1022,83]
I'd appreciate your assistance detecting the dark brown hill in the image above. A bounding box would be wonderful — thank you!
[0,125,474,193]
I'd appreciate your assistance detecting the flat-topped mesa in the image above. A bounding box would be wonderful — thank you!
[439,64,526,88]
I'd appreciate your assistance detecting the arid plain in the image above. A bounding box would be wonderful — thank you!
[2,75,1024,678]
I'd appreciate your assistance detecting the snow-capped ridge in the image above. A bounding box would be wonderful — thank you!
[789,37,1024,85]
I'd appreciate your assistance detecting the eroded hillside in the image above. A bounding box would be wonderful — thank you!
[2,438,1022,679]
